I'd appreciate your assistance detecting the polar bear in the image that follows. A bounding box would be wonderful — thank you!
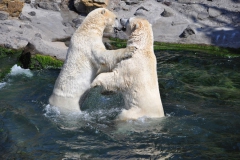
[91,17,165,120]
[49,8,135,113]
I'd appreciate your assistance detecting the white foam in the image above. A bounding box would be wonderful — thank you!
[0,82,6,89]
[44,104,61,118]
[10,64,33,77]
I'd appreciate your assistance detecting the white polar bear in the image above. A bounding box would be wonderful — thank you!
[49,8,135,113]
[91,17,165,120]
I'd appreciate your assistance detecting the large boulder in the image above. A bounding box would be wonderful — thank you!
[82,0,109,8]
[34,0,61,11]
[0,11,9,20]
[0,0,24,17]
[74,0,109,13]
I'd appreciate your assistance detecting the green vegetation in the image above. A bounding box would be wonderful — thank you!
[0,67,11,80]
[154,42,240,57]
[109,38,240,58]
[29,54,63,70]
[0,46,22,58]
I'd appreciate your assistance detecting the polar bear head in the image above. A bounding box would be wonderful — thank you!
[100,9,122,33]
[81,8,122,35]
[120,17,154,49]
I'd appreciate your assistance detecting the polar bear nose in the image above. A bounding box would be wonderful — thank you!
[120,18,128,26]
[120,18,128,31]
[120,18,124,25]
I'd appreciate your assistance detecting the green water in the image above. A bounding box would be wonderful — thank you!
[0,50,240,159]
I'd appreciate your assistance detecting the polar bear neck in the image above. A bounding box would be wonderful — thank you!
[76,14,106,37]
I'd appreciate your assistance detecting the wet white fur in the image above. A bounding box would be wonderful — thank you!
[49,8,132,113]
[92,17,165,120]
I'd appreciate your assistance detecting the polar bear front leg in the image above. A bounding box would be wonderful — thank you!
[119,46,137,61]
[93,46,137,71]
[91,71,120,92]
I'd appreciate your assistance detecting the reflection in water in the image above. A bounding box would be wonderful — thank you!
[0,51,240,159]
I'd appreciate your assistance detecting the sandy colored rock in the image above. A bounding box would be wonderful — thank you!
[82,0,109,7]
[74,0,109,13]
[0,0,24,17]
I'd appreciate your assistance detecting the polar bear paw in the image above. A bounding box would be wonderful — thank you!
[91,78,102,88]
[122,46,137,60]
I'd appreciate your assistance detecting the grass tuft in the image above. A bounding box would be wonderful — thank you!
[109,38,240,58]
[30,54,64,69]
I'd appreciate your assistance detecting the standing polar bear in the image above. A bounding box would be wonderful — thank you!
[49,8,135,113]
[91,17,165,120]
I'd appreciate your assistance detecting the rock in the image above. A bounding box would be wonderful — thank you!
[113,6,120,12]
[25,0,31,4]
[19,13,32,21]
[74,0,109,13]
[177,0,204,3]
[232,14,240,24]
[0,0,24,17]
[63,27,75,35]
[108,0,121,11]
[74,0,87,13]
[122,5,130,11]
[37,2,60,11]
[125,0,141,5]
[134,6,149,16]
[35,33,42,39]
[62,22,73,27]
[20,24,33,29]
[60,0,75,11]
[82,0,109,7]
[136,6,149,12]
[208,7,222,17]
[28,36,68,60]
[179,26,195,38]
[4,43,13,48]
[0,11,9,20]
[163,1,172,6]
[72,18,83,27]
[19,46,32,69]
[161,9,173,17]
[28,11,36,16]
[197,12,209,20]
[0,25,10,32]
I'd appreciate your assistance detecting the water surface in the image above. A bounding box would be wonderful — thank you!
[0,51,240,159]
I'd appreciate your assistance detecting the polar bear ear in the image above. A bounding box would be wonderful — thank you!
[132,23,139,31]
[101,9,106,15]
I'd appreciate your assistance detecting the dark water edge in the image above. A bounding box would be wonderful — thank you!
[0,50,240,159]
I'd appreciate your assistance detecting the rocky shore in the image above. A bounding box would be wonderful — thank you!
[0,0,239,61]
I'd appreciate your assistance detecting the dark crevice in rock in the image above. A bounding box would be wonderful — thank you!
[179,27,195,38]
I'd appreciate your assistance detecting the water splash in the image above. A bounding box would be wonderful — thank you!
[0,82,6,89]
[10,64,33,77]
[43,104,61,119]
